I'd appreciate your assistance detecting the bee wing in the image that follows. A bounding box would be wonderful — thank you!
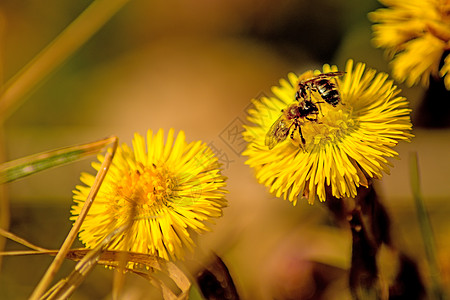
[316,71,346,79]
[300,71,346,84]
[265,114,291,149]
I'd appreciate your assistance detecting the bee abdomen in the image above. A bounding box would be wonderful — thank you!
[322,90,340,106]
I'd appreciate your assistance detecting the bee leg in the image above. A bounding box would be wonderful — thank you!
[293,122,306,145]
[299,127,306,145]
[290,124,296,140]
[289,122,305,144]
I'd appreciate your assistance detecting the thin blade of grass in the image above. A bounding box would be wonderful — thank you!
[0,243,191,299]
[0,0,132,120]
[409,152,445,300]
[0,123,9,271]
[0,136,116,184]
[0,247,165,272]
[0,178,191,298]
[0,227,47,252]
[29,136,118,300]
[41,224,129,300]
[112,204,137,300]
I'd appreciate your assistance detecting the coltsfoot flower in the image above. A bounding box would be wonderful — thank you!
[71,129,227,261]
[369,0,450,89]
[243,60,413,205]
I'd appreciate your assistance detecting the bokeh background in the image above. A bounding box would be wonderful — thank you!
[1,0,450,299]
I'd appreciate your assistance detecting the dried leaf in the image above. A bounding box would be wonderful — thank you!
[41,224,129,300]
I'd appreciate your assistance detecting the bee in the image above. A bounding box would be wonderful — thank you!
[296,71,345,107]
[265,100,319,149]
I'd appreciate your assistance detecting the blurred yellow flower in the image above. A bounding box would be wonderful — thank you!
[369,0,450,89]
[71,129,227,261]
[243,60,413,205]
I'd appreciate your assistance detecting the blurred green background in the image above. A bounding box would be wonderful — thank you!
[1,0,450,299]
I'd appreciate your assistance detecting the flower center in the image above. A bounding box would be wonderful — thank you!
[289,93,355,148]
[116,164,176,206]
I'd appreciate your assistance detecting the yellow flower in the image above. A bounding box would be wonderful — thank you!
[71,129,227,261]
[369,0,450,89]
[243,60,413,205]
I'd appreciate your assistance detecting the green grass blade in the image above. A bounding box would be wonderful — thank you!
[30,137,118,300]
[409,152,446,300]
[0,0,132,120]
[0,136,116,183]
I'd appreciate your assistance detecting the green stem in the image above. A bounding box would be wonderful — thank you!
[0,0,132,120]
[29,137,118,300]
[0,124,8,273]
[409,152,445,300]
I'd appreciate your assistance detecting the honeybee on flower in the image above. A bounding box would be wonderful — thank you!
[243,60,413,204]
